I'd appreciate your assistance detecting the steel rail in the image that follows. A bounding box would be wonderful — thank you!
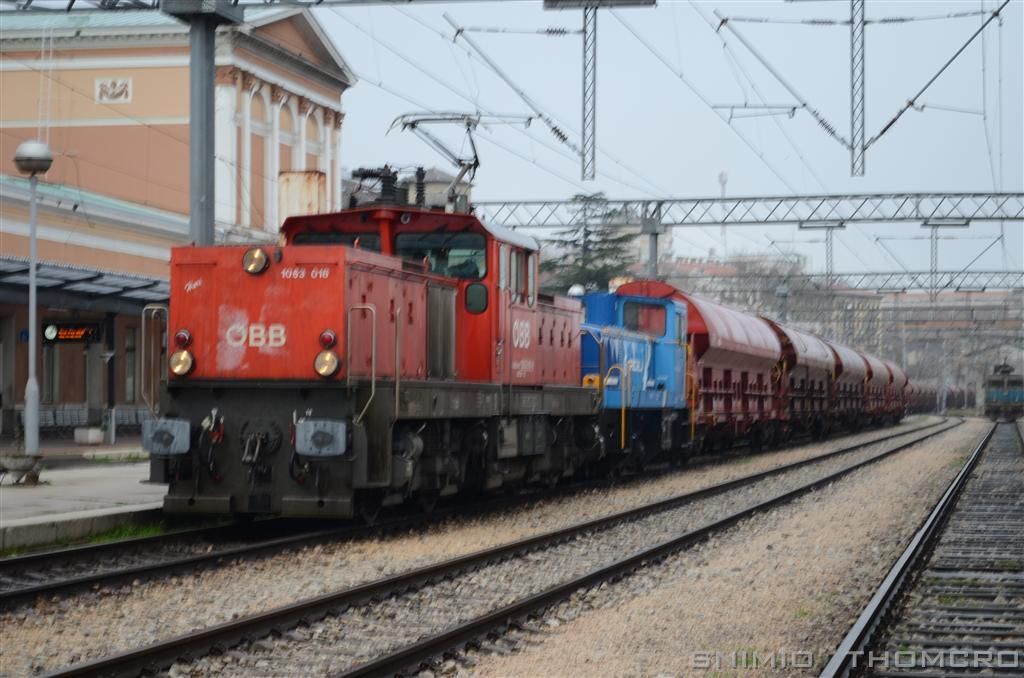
[338,420,965,678]
[818,421,1006,678]
[0,419,944,610]
[49,419,959,678]
[0,521,376,610]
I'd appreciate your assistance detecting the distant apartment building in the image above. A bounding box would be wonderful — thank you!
[0,9,353,436]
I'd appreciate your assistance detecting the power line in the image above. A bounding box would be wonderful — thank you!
[981,0,998,190]
[714,10,851,150]
[391,6,674,196]
[867,0,1011,149]
[609,8,799,194]
[330,10,600,193]
[689,0,828,193]
[726,10,990,26]
[350,70,591,192]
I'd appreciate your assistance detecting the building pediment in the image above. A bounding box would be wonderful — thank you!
[244,9,356,89]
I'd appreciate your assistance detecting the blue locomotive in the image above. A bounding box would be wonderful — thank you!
[580,290,690,463]
[984,360,1023,421]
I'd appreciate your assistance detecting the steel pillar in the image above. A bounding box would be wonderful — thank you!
[163,1,241,245]
[641,203,662,279]
[850,0,866,176]
[581,5,597,181]
[930,225,939,304]
[189,17,216,245]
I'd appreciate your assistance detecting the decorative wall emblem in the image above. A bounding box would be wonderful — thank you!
[95,78,132,104]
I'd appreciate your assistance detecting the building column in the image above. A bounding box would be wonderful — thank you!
[268,87,286,230]
[322,112,332,211]
[214,70,238,228]
[297,99,311,170]
[240,75,255,228]
[333,112,344,211]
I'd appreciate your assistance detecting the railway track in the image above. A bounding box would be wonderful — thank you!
[822,421,1023,677]
[0,418,947,612]
[47,418,964,677]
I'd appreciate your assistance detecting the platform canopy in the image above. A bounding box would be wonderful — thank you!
[0,256,169,314]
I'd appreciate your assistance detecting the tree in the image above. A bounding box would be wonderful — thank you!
[539,193,636,294]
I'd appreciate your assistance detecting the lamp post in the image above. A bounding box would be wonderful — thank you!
[13,140,53,457]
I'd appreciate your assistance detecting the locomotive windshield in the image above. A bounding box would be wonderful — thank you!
[395,232,487,280]
[292,232,382,250]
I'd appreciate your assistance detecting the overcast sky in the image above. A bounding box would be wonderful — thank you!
[315,1,1023,274]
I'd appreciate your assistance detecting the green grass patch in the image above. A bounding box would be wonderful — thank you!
[0,521,167,559]
[84,521,165,544]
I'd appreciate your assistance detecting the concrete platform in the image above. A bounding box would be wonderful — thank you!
[0,462,166,550]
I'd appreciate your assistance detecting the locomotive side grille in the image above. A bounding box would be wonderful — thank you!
[427,284,456,379]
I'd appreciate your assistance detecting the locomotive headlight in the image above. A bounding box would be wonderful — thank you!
[314,350,339,377]
[169,349,194,376]
[242,247,269,274]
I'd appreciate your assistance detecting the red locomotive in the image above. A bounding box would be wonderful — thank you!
[149,200,599,519]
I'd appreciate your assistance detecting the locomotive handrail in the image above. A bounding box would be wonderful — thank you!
[605,364,630,450]
[140,304,168,418]
[394,305,401,415]
[347,304,377,426]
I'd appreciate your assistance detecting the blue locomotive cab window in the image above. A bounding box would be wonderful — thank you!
[623,302,666,336]
[292,232,381,250]
[395,232,486,279]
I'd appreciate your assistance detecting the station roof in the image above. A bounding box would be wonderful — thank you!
[0,256,168,314]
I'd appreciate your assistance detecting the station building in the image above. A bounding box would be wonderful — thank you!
[0,9,354,438]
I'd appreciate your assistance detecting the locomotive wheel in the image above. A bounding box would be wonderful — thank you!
[356,489,386,524]
[416,489,441,513]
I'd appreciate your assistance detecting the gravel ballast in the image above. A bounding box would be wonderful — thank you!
[178,421,966,675]
[472,420,990,677]
[0,417,944,675]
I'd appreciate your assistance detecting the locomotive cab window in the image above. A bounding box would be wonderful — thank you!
[395,232,486,279]
[527,253,536,306]
[292,232,381,250]
[509,249,529,303]
[623,302,666,336]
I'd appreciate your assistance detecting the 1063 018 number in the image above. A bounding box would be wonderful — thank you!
[280,267,331,280]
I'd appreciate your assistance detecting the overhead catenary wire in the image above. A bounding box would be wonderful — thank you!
[689,0,828,193]
[725,10,989,26]
[866,0,1010,150]
[609,8,799,194]
[352,71,591,193]
[981,0,998,190]
[335,8,640,193]
[443,13,581,156]
[329,9,600,193]
[392,6,674,197]
[458,26,582,36]
[713,9,852,151]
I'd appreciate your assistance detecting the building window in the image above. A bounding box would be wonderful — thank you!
[125,327,137,404]
[42,344,58,404]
